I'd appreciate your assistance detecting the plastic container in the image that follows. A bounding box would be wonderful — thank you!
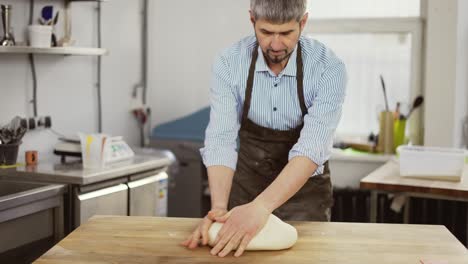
[393,118,406,152]
[78,133,106,169]
[28,25,52,48]
[0,142,21,166]
[397,145,466,181]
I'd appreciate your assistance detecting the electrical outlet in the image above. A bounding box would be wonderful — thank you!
[37,116,52,129]
[21,116,52,130]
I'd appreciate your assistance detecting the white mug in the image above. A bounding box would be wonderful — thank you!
[28,25,52,48]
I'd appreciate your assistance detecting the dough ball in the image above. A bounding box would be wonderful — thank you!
[208,214,298,250]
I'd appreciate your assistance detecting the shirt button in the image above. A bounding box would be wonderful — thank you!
[273,107,277,111]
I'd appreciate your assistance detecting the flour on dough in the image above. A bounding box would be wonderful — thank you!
[208,214,298,250]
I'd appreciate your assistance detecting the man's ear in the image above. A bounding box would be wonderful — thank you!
[249,10,255,25]
[300,12,308,30]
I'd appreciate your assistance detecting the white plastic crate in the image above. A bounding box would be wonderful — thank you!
[397,145,466,181]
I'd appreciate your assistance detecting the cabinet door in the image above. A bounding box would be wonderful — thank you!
[74,184,128,226]
[128,172,168,217]
[168,161,204,217]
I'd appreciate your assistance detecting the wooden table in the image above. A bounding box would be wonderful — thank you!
[35,215,468,263]
[361,160,468,243]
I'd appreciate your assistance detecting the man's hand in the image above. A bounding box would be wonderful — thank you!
[210,201,271,257]
[181,208,228,249]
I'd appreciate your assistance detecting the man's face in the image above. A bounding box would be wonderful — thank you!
[251,14,308,65]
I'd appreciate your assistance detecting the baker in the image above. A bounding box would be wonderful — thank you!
[182,0,347,257]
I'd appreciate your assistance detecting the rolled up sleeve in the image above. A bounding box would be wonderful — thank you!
[289,60,347,174]
[200,53,240,170]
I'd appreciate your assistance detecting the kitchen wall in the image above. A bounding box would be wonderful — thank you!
[1,0,253,162]
[1,0,467,165]
[149,0,468,148]
[147,0,252,125]
[423,0,468,148]
[0,0,144,161]
[454,0,468,148]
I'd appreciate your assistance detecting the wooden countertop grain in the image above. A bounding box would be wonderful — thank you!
[35,215,468,264]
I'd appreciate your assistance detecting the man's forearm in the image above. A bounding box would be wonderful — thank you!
[254,156,318,212]
[207,165,235,210]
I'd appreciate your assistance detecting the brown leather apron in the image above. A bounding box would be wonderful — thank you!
[228,42,334,221]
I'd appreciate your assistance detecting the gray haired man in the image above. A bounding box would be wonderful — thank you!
[182,0,346,257]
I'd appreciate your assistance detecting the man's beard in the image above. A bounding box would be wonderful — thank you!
[265,49,293,64]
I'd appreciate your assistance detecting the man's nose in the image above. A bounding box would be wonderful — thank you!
[270,34,283,51]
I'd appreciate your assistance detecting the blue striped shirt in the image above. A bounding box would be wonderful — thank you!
[200,35,347,176]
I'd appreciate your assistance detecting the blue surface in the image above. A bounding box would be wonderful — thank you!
[151,107,210,142]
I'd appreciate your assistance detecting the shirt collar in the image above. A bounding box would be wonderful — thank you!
[255,44,298,77]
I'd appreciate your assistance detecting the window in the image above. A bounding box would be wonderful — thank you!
[305,0,422,141]
[308,0,420,18]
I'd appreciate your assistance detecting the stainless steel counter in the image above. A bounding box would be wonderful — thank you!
[0,149,173,260]
[0,180,66,256]
[0,150,173,185]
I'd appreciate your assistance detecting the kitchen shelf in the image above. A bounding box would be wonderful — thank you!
[0,46,108,56]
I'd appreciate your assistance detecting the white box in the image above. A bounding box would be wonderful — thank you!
[397,145,466,181]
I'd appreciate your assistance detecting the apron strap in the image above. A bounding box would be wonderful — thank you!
[296,42,308,117]
[241,41,307,124]
[241,44,259,125]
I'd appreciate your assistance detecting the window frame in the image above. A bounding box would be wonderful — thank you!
[303,18,424,141]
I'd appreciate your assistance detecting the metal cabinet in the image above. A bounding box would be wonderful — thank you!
[150,139,208,217]
[0,210,57,263]
[0,181,65,255]
[72,170,168,227]
[74,182,128,226]
[128,172,168,217]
